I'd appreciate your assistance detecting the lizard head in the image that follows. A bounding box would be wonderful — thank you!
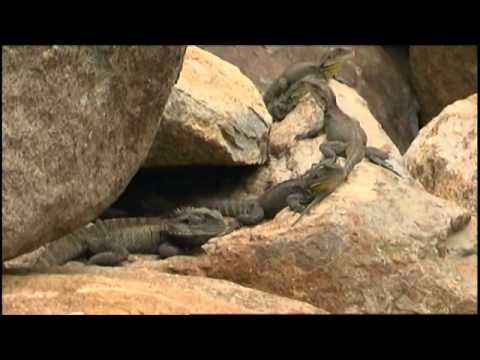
[266,79,311,121]
[168,207,227,243]
[320,47,354,78]
[305,161,346,193]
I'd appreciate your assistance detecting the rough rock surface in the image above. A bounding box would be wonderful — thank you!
[410,46,477,127]
[404,94,478,215]
[229,80,408,199]
[202,45,419,153]
[160,162,474,314]
[2,262,326,314]
[2,46,186,261]
[143,46,272,167]
[404,94,478,304]
[154,82,475,314]
[440,216,477,304]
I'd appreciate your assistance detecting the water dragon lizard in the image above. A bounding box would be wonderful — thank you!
[23,207,232,269]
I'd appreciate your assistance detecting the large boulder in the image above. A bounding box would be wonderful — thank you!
[161,162,474,313]
[143,46,272,167]
[158,82,475,314]
[410,46,477,127]
[202,45,419,153]
[2,46,186,261]
[2,262,326,314]
[404,94,477,287]
[404,94,477,215]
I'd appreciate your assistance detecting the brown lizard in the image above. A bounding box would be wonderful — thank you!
[263,47,355,122]
[291,77,402,177]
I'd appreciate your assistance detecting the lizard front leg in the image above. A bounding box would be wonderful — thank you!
[320,141,347,157]
[286,191,315,213]
[299,141,348,169]
[291,191,333,227]
[268,79,310,121]
[268,97,298,121]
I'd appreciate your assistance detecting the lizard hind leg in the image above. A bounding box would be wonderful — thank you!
[86,220,129,266]
[236,202,265,225]
[366,147,402,177]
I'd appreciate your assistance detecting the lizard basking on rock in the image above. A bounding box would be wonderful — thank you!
[199,160,346,226]
[290,164,346,227]
[26,207,231,269]
[263,47,354,122]
[269,76,401,178]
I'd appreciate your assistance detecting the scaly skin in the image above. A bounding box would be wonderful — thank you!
[201,160,346,226]
[264,47,354,121]
[27,208,230,269]
[272,76,401,178]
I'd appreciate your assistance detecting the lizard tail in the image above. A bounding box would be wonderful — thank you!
[193,200,245,218]
[367,157,402,177]
[31,228,90,269]
[366,147,402,177]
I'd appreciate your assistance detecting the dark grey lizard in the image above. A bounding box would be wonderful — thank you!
[263,47,354,122]
[199,160,346,226]
[28,207,231,269]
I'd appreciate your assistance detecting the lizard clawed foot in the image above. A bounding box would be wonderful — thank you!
[289,203,306,213]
